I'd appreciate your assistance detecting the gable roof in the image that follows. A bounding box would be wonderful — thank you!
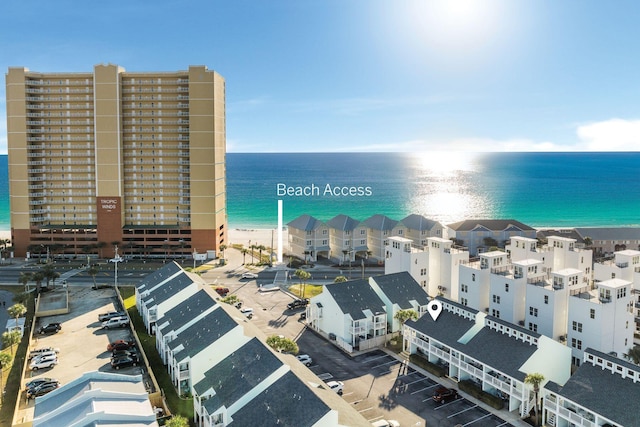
[548,354,640,426]
[167,307,238,360]
[196,338,283,413]
[326,214,360,231]
[401,214,439,231]
[228,371,331,427]
[135,261,183,291]
[371,272,430,308]
[361,214,398,231]
[325,279,386,320]
[141,270,196,307]
[157,289,217,334]
[447,219,535,232]
[575,227,640,241]
[287,214,325,231]
[405,308,475,351]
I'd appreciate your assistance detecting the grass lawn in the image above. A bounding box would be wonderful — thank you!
[119,286,194,422]
[288,283,323,299]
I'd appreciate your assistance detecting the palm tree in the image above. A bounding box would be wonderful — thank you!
[294,269,311,298]
[257,245,266,264]
[0,352,13,403]
[42,264,60,290]
[334,275,348,283]
[241,248,248,265]
[266,335,299,354]
[394,309,419,325]
[8,303,27,332]
[219,244,227,260]
[250,245,257,264]
[32,271,45,294]
[524,372,545,426]
[88,266,99,289]
[19,272,32,293]
[2,331,21,355]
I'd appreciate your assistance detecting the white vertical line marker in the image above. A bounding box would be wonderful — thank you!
[278,199,283,263]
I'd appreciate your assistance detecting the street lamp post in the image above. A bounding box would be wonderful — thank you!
[193,248,197,270]
[114,245,119,288]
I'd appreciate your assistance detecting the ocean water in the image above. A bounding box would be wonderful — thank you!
[1,152,639,231]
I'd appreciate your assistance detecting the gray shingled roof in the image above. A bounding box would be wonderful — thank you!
[549,356,640,426]
[136,261,182,291]
[372,272,430,309]
[447,219,535,232]
[197,338,283,413]
[536,228,584,243]
[287,214,324,231]
[325,279,386,320]
[167,308,237,361]
[401,214,439,231]
[326,214,360,231]
[157,289,216,334]
[405,308,475,352]
[228,371,331,427]
[141,271,194,307]
[575,227,640,241]
[361,214,398,231]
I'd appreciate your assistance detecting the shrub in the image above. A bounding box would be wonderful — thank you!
[458,379,504,410]
[409,353,446,377]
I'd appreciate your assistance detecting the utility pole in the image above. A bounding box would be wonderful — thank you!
[114,245,119,288]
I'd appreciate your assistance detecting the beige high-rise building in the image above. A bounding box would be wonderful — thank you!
[6,64,226,259]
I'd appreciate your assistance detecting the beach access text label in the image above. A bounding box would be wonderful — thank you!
[277,183,373,197]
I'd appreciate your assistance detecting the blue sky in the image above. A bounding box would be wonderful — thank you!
[2,0,640,153]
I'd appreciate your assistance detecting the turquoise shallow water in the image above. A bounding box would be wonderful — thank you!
[1,152,639,231]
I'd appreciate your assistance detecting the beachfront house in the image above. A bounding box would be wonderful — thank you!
[307,278,387,352]
[447,219,537,256]
[403,298,571,419]
[326,214,368,264]
[287,214,330,263]
[361,214,401,262]
[400,214,446,246]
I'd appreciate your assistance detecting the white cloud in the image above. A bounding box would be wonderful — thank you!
[575,118,640,151]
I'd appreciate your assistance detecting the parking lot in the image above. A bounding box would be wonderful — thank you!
[16,286,146,424]
[214,269,519,427]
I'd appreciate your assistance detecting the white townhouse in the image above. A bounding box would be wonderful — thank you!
[385,236,468,300]
[368,272,431,333]
[155,288,218,364]
[165,307,247,396]
[508,235,593,282]
[400,214,446,246]
[307,278,387,352]
[448,219,537,256]
[543,348,640,427]
[136,265,202,334]
[32,371,158,427]
[326,214,368,263]
[287,214,330,263]
[567,278,634,367]
[135,261,184,312]
[361,214,401,262]
[458,250,507,312]
[403,298,571,419]
[192,337,339,427]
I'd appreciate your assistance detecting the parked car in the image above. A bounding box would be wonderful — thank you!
[326,380,344,395]
[432,386,458,404]
[287,298,309,310]
[111,355,139,370]
[28,347,60,360]
[296,354,313,366]
[215,286,230,296]
[26,381,60,398]
[25,378,58,391]
[108,256,124,263]
[240,307,254,319]
[30,354,58,371]
[37,323,61,335]
[111,348,139,360]
[101,316,129,329]
[98,311,126,322]
[107,339,135,352]
[241,272,258,279]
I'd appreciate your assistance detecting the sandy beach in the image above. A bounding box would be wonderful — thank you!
[0,230,10,241]
[227,228,288,250]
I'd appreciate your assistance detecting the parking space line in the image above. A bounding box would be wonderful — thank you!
[433,399,464,410]
[362,354,391,363]
[496,422,509,426]
[357,407,374,413]
[447,404,478,418]
[463,413,492,426]
[404,377,431,387]
[414,384,440,396]
[373,360,399,369]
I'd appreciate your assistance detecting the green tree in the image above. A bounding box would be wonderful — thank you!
[219,244,227,260]
[220,294,241,306]
[250,244,257,264]
[19,272,32,293]
[334,275,348,283]
[88,266,99,288]
[266,335,299,354]
[525,372,545,426]
[32,271,45,294]
[294,269,311,298]
[624,345,640,365]
[165,414,189,427]
[42,264,60,289]
[2,330,21,355]
[0,352,13,403]
[8,303,27,331]
[241,248,248,265]
[257,245,266,264]
[394,309,419,325]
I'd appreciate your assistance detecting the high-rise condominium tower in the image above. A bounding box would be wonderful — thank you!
[6,64,226,259]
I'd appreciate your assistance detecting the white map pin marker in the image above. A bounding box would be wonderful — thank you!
[427,300,443,321]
